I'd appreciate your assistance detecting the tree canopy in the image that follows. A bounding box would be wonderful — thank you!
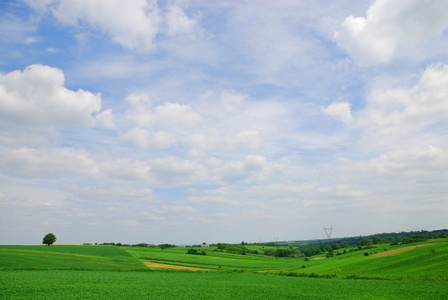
[42,233,56,246]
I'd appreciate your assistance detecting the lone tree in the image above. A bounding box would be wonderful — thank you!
[42,233,56,246]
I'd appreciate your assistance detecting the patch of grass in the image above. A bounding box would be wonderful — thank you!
[126,246,301,271]
[0,245,146,271]
[286,241,448,280]
[1,270,447,299]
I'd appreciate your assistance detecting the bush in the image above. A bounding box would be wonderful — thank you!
[364,252,369,256]
[187,249,206,255]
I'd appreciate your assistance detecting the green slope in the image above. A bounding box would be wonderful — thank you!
[286,241,448,279]
[127,241,448,280]
[0,245,146,270]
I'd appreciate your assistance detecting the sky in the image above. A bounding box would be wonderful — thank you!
[0,0,447,245]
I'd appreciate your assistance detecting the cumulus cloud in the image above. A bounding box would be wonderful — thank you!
[26,0,200,50]
[94,109,115,129]
[0,147,97,178]
[43,0,160,50]
[358,63,448,144]
[0,64,102,129]
[72,185,156,203]
[125,93,201,130]
[165,3,198,36]
[120,127,176,149]
[323,102,354,124]
[0,146,208,187]
[337,145,448,183]
[335,0,448,65]
[184,130,261,151]
[120,127,150,149]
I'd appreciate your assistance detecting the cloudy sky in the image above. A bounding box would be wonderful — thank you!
[1,0,447,245]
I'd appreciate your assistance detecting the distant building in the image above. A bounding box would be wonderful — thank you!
[201,243,209,247]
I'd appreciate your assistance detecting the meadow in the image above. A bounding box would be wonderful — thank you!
[1,240,447,299]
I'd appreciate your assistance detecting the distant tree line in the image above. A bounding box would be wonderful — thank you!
[92,242,176,249]
[257,229,447,248]
[212,243,259,255]
[260,229,447,258]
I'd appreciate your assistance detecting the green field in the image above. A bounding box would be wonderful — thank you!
[2,270,447,299]
[1,241,447,299]
[0,245,146,270]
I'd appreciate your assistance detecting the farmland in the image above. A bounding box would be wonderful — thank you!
[1,239,448,299]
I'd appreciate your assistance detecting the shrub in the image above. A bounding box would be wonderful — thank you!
[187,249,207,255]
[364,252,369,256]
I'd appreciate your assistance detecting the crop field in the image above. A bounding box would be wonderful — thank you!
[0,245,146,271]
[126,246,302,271]
[2,270,447,299]
[127,240,448,280]
[1,240,448,299]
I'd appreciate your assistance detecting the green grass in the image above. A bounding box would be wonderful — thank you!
[1,241,447,299]
[0,245,146,270]
[126,246,301,271]
[126,241,448,280]
[284,241,448,280]
[1,270,447,299]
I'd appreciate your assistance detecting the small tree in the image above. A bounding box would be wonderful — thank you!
[42,233,56,246]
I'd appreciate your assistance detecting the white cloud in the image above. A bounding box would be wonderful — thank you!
[220,90,246,113]
[24,37,39,44]
[146,156,205,186]
[151,131,176,148]
[337,145,448,183]
[120,127,150,149]
[358,63,448,144]
[47,0,160,50]
[165,3,198,36]
[184,130,261,151]
[323,102,354,125]
[120,128,176,149]
[0,147,97,178]
[94,109,115,129]
[125,93,201,130]
[26,0,201,50]
[211,155,270,184]
[0,64,102,129]
[73,185,155,203]
[335,0,448,65]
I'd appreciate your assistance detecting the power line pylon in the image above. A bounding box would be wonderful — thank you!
[323,226,333,239]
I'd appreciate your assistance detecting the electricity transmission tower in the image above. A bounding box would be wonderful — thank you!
[323,226,333,239]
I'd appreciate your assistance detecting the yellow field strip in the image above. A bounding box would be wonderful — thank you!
[143,261,211,271]
[372,243,432,257]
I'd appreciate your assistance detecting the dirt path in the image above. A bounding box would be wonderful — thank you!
[372,243,432,257]
[144,261,210,271]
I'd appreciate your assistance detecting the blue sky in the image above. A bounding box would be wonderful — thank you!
[1,0,447,245]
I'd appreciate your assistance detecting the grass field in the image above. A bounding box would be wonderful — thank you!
[126,246,301,271]
[1,240,447,299]
[1,270,447,299]
[127,240,448,280]
[0,245,146,270]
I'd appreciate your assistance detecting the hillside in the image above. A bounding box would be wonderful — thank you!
[0,245,146,271]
